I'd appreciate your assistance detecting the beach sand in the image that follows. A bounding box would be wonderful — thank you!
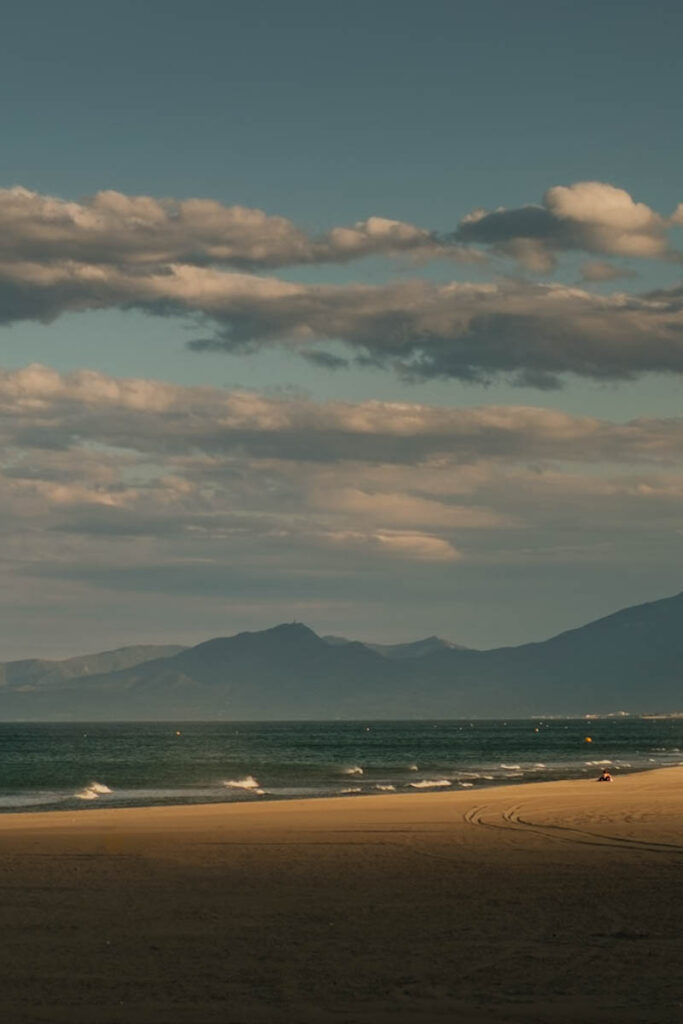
[1,768,682,1024]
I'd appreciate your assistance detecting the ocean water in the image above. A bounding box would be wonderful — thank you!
[0,718,682,814]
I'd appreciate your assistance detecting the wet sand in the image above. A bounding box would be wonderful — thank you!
[1,767,682,1023]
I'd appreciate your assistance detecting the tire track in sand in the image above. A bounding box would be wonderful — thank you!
[463,801,683,856]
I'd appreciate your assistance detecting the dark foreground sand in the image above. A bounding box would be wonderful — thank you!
[1,768,682,1024]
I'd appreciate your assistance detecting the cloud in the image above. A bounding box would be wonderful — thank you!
[2,254,683,387]
[3,363,683,559]
[309,487,513,529]
[0,186,472,270]
[455,181,676,269]
[1,183,683,387]
[186,275,683,387]
[2,362,683,641]
[319,529,461,562]
[3,364,683,467]
[580,260,637,283]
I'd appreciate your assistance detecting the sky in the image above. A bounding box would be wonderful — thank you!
[1,0,683,658]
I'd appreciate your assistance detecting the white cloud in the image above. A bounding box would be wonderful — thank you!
[310,487,514,529]
[2,257,683,386]
[456,180,679,269]
[320,528,461,562]
[1,183,683,386]
[0,186,469,269]
[3,364,683,465]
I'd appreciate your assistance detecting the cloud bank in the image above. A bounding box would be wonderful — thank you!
[1,362,682,654]
[2,364,682,569]
[1,182,683,387]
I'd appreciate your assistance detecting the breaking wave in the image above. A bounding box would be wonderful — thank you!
[75,781,112,801]
[223,776,261,791]
[409,778,451,789]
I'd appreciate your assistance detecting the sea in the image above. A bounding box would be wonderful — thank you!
[1,717,682,814]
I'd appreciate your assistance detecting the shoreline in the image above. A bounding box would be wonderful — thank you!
[1,764,682,839]
[0,761,680,824]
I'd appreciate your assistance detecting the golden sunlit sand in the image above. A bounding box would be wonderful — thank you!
[1,768,682,1023]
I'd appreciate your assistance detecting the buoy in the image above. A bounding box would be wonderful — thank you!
[585,736,592,743]
[175,730,181,736]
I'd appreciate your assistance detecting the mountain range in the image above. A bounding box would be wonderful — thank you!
[1,591,682,719]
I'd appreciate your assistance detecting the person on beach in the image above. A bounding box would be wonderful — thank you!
[597,768,613,782]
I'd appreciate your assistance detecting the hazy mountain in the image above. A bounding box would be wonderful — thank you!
[1,592,682,719]
[405,590,683,716]
[322,635,468,658]
[0,645,186,689]
[0,624,399,719]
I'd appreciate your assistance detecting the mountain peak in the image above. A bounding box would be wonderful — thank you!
[265,622,319,638]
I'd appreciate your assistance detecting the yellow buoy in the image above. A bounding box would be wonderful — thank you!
[585,736,592,743]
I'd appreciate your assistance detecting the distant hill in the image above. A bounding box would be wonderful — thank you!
[0,644,186,690]
[322,635,468,658]
[1,592,682,719]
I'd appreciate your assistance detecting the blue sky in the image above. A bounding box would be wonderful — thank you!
[1,0,682,657]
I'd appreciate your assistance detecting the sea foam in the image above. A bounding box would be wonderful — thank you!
[409,778,451,789]
[223,776,261,791]
[75,781,112,800]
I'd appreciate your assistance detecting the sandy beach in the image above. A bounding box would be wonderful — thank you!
[1,768,682,1024]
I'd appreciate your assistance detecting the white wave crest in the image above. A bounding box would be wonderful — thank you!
[459,782,473,788]
[585,760,613,766]
[223,776,261,790]
[500,763,521,770]
[342,766,364,776]
[75,780,112,800]
[341,787,362,794]
[409,778,452,789]
[408,764,419,771]
[375,784,396,791]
